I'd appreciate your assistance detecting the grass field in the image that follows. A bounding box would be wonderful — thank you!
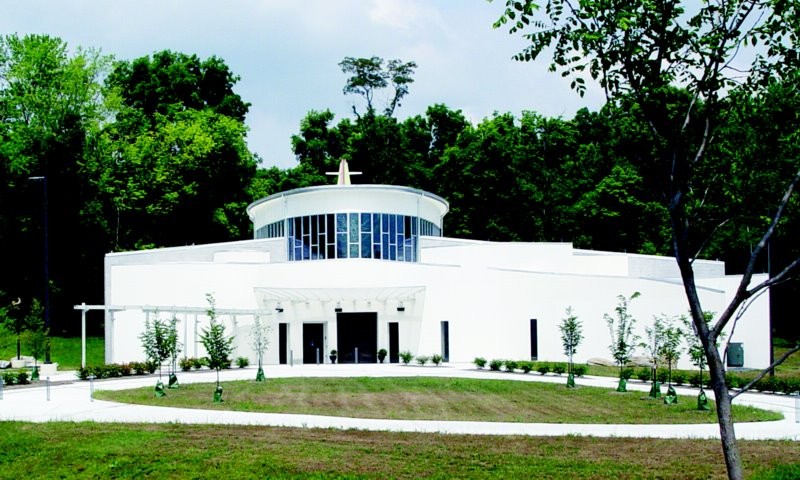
[0,335,104,370]
[96,376,782,424]
[0,422,797,479]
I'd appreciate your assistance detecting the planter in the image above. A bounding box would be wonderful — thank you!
[329,355,337,364]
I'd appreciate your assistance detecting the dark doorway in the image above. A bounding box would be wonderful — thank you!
[441,321,450,362]
[530,319,538,360]
[303,323,324,364]
[388,322,399,363]
[337,312,378,363]
[279,323,288,364]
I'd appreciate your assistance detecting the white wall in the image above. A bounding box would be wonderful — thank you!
[105,240,770,371]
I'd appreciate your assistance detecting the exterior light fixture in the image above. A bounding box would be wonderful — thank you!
[335,301,342,313]
[397,301,405,312]
[275,302,284,313]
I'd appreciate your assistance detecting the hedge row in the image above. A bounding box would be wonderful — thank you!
[474,358,588,377]
[1,369,30,385]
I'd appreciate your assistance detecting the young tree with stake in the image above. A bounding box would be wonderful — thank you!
[605,292,640,392]
[200,294,234,402]
[559,306,583,388]
[250,315,271,382]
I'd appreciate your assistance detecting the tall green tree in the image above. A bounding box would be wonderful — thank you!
[86,51,257,250]
[339,56,417,117]
[0,34,109,333]
[494,1,800,477]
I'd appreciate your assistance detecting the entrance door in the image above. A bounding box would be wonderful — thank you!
[303,323,324,364]
[530,319,538,360]
[336,312,378,363]
[388,322,399,363]
[279,323,288,364]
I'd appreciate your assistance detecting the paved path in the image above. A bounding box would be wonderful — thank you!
[1,363,798,440]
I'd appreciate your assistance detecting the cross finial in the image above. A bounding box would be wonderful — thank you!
[325,159,362,185]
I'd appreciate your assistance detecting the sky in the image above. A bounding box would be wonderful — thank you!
[1,0,605,170]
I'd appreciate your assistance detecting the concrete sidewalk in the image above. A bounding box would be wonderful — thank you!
[1,363,798,440]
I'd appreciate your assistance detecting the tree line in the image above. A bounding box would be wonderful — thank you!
[0,33,797,343]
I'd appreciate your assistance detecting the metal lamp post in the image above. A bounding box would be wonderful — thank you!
[28,175,51,364]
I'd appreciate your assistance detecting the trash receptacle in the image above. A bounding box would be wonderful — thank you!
[727,343,744,367]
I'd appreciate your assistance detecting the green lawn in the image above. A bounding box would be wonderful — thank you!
[0,422,796,479]
[0,334,104,370]
[96,376,781,424]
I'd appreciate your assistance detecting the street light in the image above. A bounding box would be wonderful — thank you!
[28,175,51,364]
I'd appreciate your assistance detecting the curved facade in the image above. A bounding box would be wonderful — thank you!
[247,185,449,263]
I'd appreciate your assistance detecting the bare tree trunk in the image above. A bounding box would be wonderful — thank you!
[708,350,743,480]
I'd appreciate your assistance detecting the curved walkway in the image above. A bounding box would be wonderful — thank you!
[1,363,798,440]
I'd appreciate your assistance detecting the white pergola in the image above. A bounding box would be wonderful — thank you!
[74,303,274,368]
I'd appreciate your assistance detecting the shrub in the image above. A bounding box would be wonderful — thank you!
[552,363,566,375]
[671,371,687,386]
[179,357,193,372]
[537,363,551,375]
[489,359,503,371]
[754,377,780,394]
[781,378,800,395]
[120,363,133,376]
[473,357,487,369]
[146,360,158,374]
[620,367,634,380]
[656,370,668,384]
[725,373,744,389]
[236,356,249,368]
[572,364,588,377]
[518,361,533,373]
[431,353,443,366]
[2,370,29,385]
[504,360,518,372]
[415,355,430,366]
[636,367,652,382]
[192,357,206,370]
[399,351,414,365]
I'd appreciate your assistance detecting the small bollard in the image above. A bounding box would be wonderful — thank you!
[355,347,359,364]
[289,350,294,367]
[316,348,320,365]
[89,375,95,402]
[0,377,4,400]
[794,391,799,424]
[46,377,51,402]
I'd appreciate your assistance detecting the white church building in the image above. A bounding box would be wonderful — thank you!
[101,162,770,370]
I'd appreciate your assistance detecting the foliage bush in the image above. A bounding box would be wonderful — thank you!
[415,355,430,366]
[179,357,193,372]
[636,367,652,382]
[236,356,249,368]
[518,361,533,373]
[671,371,687,386]
[552,363,566,375]
[504,360,518,372]
[572,364,588,377]
[399,351,413,365]
[489,359,503,371]
[688,373,710,389]
[725,373,744,389]
[656,370,669,384]
[473,357,487,369]
[620,368,634,380]
[2,370,29,385]
[191,357,206,370]
[431,353,443,366]
[537,363,551,375]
